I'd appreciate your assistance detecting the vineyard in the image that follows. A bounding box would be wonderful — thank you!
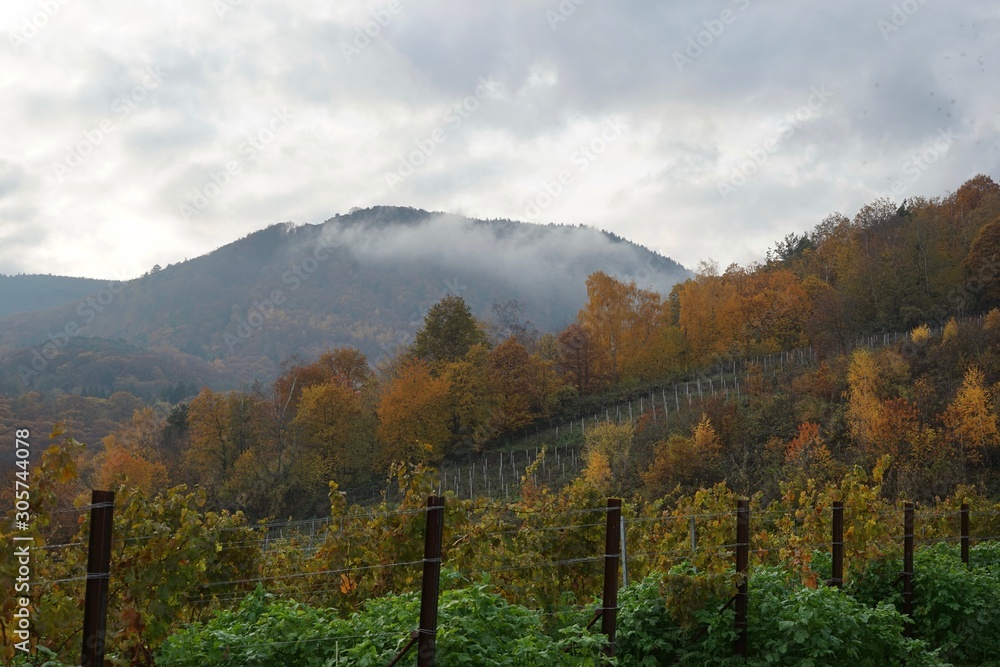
[434,316,987,503]
[5,439,1000,666]
[3,180,1000,665]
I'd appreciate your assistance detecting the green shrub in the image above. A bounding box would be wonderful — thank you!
[908,543,1000,666]
[157,578,606,667]
[845,542,1000,666]
[343,577,606,666]
[748,567,943,666]
[845,553,903,610]
[969,541,1000,575]
[156,585,348,667]
[616,568,943,667]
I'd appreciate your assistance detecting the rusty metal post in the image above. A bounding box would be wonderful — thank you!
[417,496,445,667]
[602,498,622,658]
[81,490,115,667]
[734,499,749,658]
[830,502,844,588]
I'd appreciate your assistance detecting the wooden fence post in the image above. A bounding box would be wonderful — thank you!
[417,496,445,667]
[602,499,622,658]
[81,490,115,667]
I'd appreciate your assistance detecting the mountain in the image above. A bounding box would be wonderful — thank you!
[0,274,107,317]
[0,207,690,396]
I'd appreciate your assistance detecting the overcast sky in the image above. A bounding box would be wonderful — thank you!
[1,0,997,280]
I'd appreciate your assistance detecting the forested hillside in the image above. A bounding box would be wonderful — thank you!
[0,207,688,397]
[3,176,1000,667]
[3,175,997,519]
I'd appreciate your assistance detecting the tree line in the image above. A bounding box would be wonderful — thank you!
[4,175,999,519]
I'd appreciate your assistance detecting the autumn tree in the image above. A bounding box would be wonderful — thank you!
[92,407,169,494]
[643,416,722,498]
[942,366,999,466]
[93,439,169,495]
[676,264,738,362]
[375,358,452,469]
[183,387,264,505]
[292,382,367,486]
[274,347,372,419]
[487,336,561,436]
[443,344,497,450]
[580,421,634,494]
[781,421,836,483]
[963,214,1000,309]
[556,323,598,393]
[578,271,666,383]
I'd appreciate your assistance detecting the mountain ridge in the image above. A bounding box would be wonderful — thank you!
[0,207,691,397]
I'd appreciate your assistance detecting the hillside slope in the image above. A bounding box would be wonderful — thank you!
[0,207,690,394]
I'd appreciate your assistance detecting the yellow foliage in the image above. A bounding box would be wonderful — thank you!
[942,366,999,463]
[581,421,633,494]
[846,349,884,452]
[643,415,721,497]
[846,348,915,462]
[942,317,959,343]
[579,271,667,383]
[581,450,612,492]
[910,323,931,343]
[293,382,364,482]
[985,307,1000,332]
[690,415,722,460]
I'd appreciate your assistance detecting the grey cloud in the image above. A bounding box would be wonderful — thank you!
[2,0,998,279]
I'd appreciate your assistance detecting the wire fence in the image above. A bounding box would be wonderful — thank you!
[434,316,993,502]
[21,489,1000,665]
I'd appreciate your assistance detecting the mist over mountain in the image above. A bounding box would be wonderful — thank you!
[0,274,107,318]
[0,206,690,396]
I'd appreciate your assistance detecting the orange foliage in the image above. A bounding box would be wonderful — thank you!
[94,439,169,494]
[375,358,452,469]
[643,415,721,497]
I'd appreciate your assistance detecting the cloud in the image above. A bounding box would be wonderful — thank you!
[314,210,688,302]
[0,0,998,278]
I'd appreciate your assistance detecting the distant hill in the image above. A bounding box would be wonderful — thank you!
[0,274,106,317]
[0,207,690,396]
